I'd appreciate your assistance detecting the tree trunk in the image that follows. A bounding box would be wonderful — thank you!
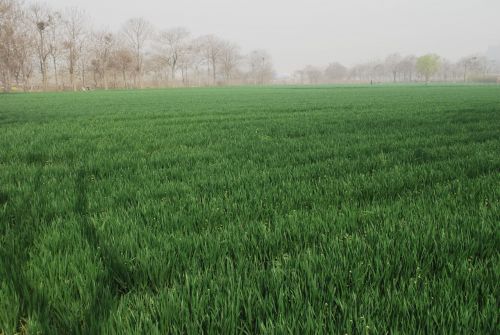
[81,60,86,88]
[171,60,176,81]
[136,48,143,89]
[41,63,47,90]
[52,56,58,90]
[39,30,48,91]
[103,71,108,90]
[212,62,216,84]
[122,68,127,88]
[70,66,76,92]
[2,72,11,92]
[207,61,210,84]
[71,73,76,91]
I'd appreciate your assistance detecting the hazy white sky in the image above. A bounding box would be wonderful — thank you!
[48,0,500,73]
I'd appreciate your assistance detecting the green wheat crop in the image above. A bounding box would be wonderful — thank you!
[0,85,499,334]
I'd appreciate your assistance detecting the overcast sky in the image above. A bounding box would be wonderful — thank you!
[48,0,500,74]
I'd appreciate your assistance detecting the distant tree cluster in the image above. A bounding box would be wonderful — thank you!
[2,0,499,92]
[0,0,275,92]
[293,53,499,85]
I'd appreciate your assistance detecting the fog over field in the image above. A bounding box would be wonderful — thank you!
[49,0,500,73]
[1,0,500,91]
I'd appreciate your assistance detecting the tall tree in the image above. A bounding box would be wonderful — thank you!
[416,54,441,83]
[197,35,224,85]
[398,55,416,82]
[177,42,197,85]
[122,17,152,88]
[77,27,91,89]
[91,30,114,89]
[62,7,87,91]
[458,56,478,83]
[112,47,134,88]
[157,27,190,81]
[29,3,52,90]
[439,58,453,82]
[0,0,32,92]
[185,39,205,86]
[47,10,62,89]
[219,41,241,84]
[324,62,347,82]
[247,49,274,85]
[14,27,35,91]
[304,65,322,84]
[385,53,402,83]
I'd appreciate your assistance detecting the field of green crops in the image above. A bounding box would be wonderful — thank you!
[0,85,499,334]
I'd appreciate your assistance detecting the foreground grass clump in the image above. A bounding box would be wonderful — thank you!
[0,85,499,334]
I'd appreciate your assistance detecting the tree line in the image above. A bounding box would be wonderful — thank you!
[2,0,499,92]
[0,0,275,92]
[292,53,499,85]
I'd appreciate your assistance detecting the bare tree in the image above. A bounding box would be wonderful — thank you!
[458,56,478,83]
[112,47,134,88]
[178,42,197,85]
[398,55,416,82]
[197,35,224,85]
[62,7,87,91]
[349,64,367,82]
[146,54,168,86]
[385,53,402,83]
[292,69,306,84]
[324,62,347,82]
[14,29,35,91]
[47,10,62,89]
[0,0,17,91]
[29,3,53,90]
[187,38,208,86]
[91,30,114,89]
[472,56,493,77]
[0,0,33,92]
[122,17,153,88]
[150,37,170,86]
[371,62,385,82]
[78,31,90,89]
[156,27,190,82]
[247,49,274,85]
[304,65,322,84]
[439,58,453,82]
[219,40,241,84]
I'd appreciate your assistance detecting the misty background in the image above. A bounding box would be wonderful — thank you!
[1,0,500,92]
[48,0,500,74]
